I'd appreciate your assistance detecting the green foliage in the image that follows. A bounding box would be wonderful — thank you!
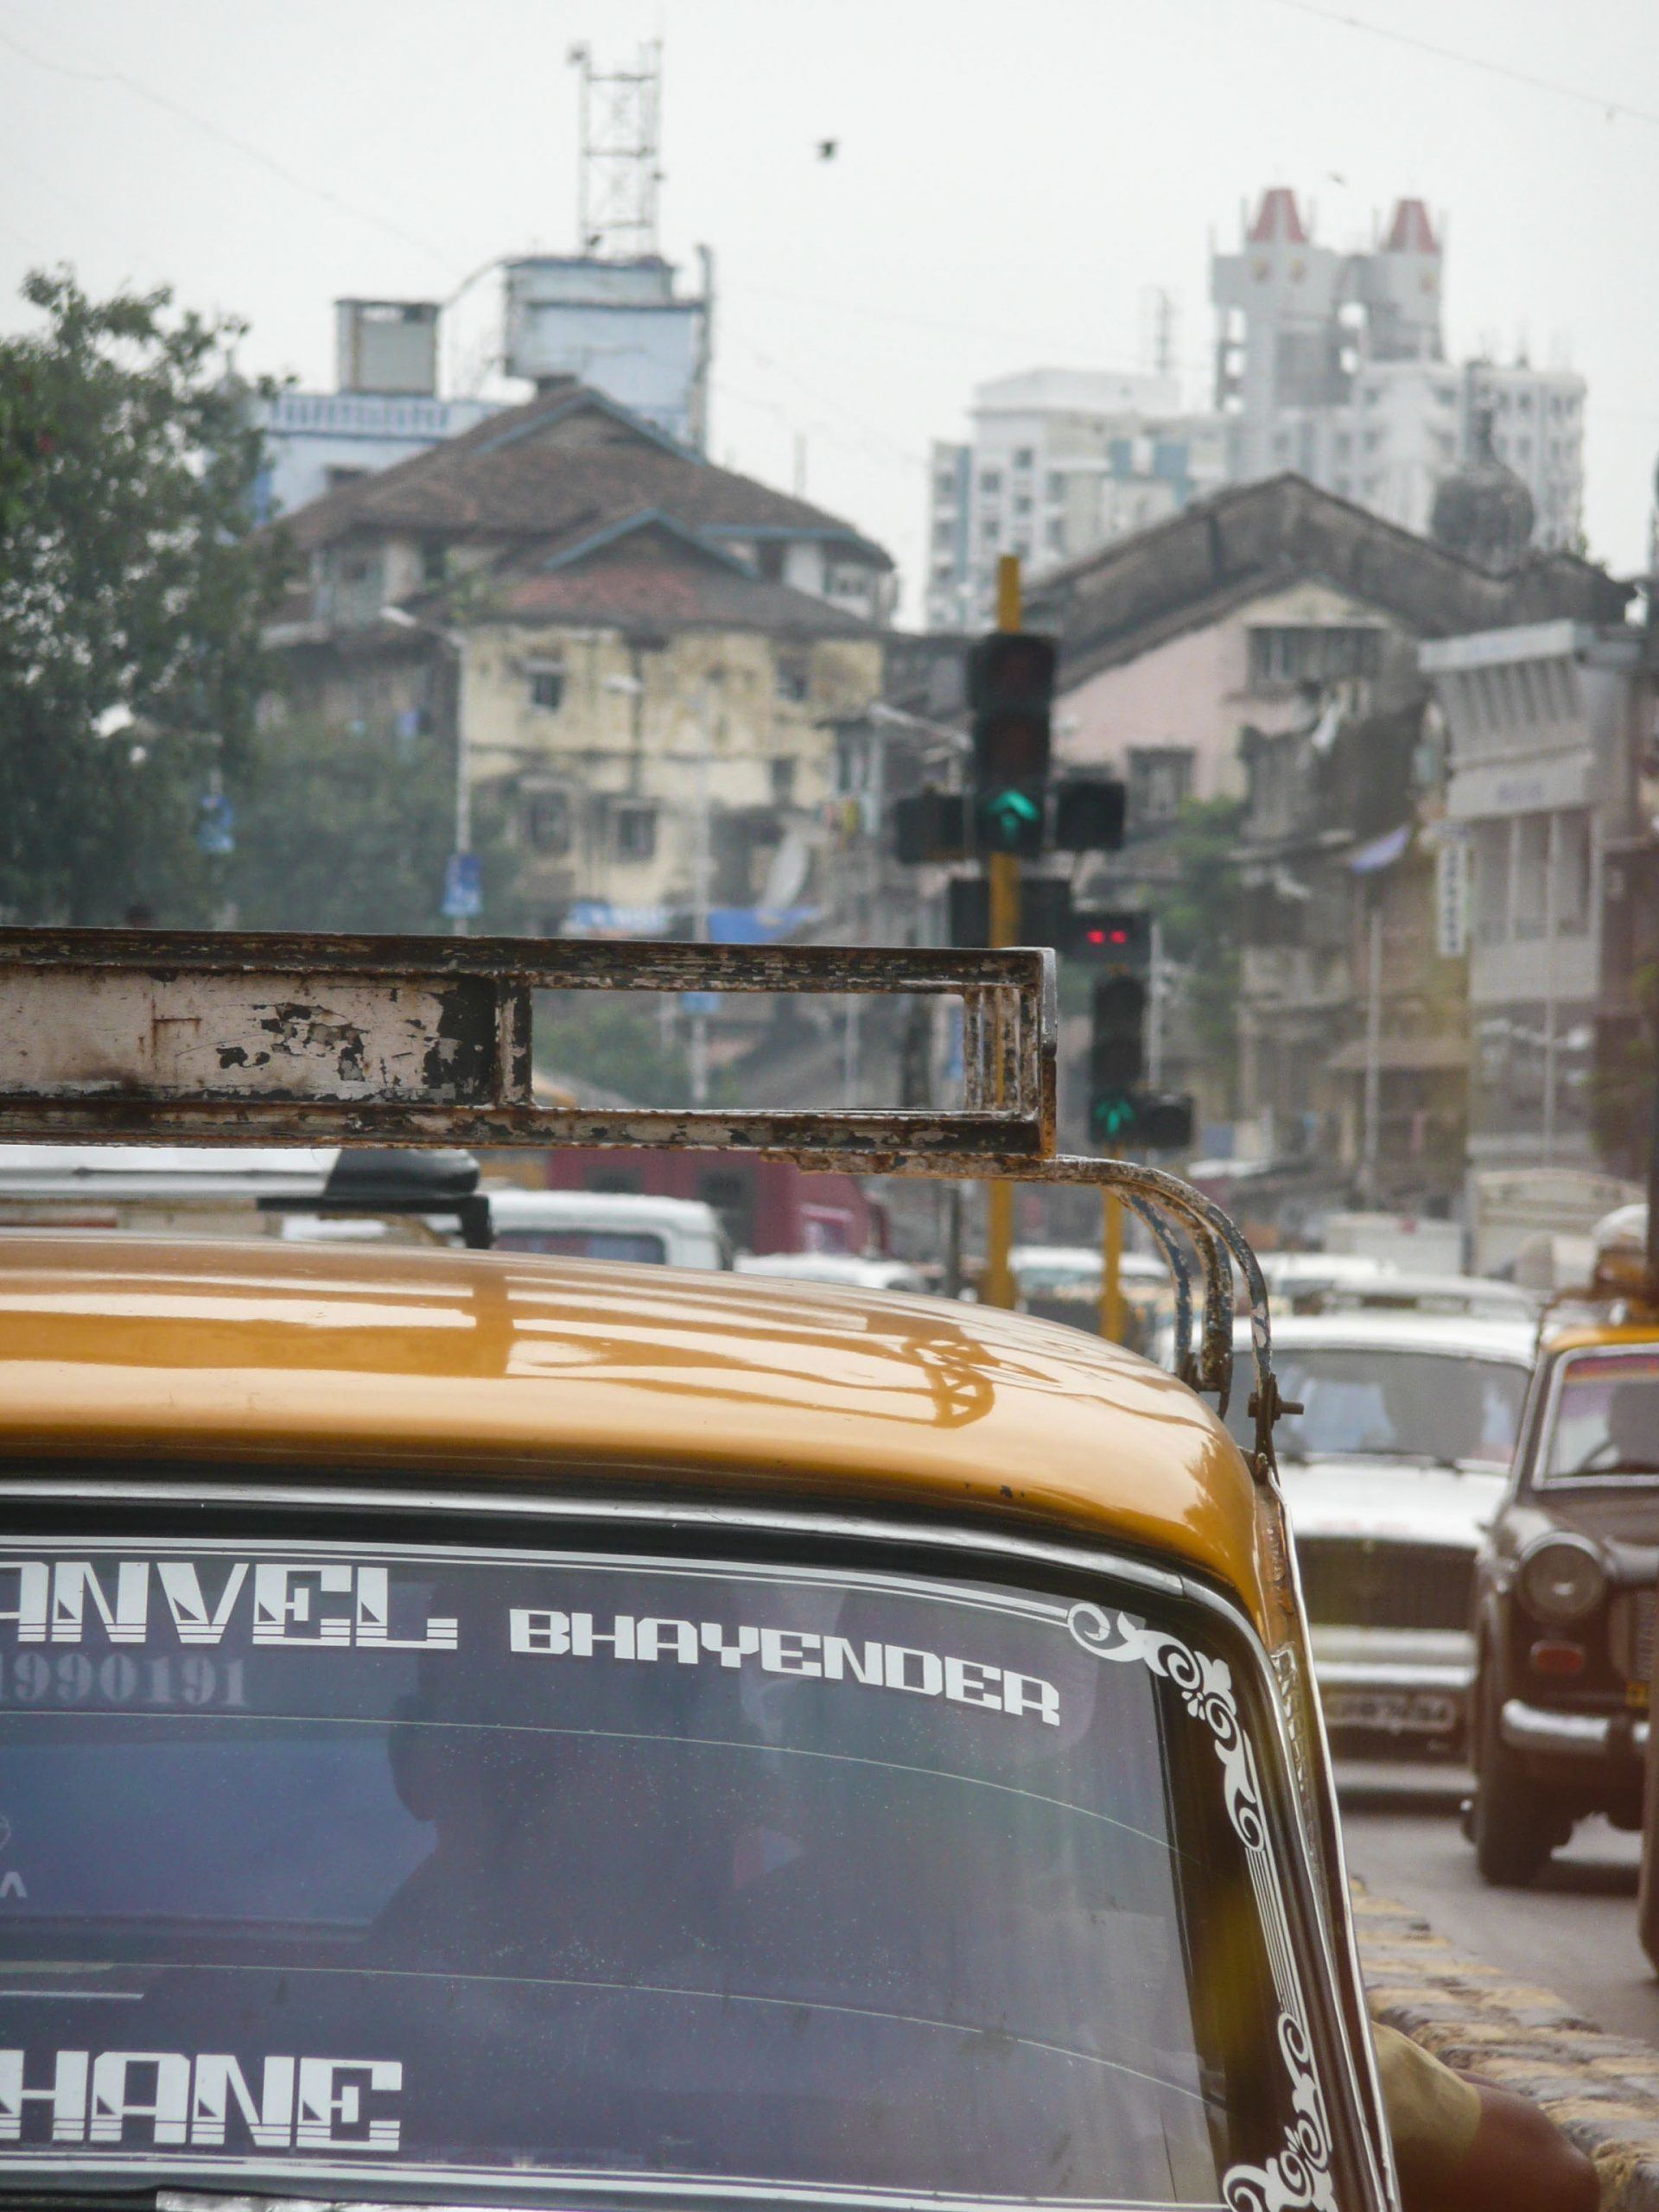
[1146,797,1243,1106]
[535,991,693,1107]
[0,269,287,924]
[230,714,455,934]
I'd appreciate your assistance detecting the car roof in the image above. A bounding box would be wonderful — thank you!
[1237,1310,1535,1362]
[0,1234,1266,1624]
[483,1187,721,1229]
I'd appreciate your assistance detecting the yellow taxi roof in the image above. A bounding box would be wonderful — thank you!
[0,1235,1264,1618]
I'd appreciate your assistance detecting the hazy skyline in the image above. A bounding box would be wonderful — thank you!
[2,0,1655,612]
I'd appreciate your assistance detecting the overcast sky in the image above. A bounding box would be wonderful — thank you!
[2,0,1656,615]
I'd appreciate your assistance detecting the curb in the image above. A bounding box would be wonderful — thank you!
[1353,1881,1659,2209]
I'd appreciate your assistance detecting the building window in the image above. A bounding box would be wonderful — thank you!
[327,466,370,493]
[1248,626,1382,689]
[613,804,657,861]
[421,537,448,588]
[979,470,1002,494]
[1046,471,1065,500]
[934,471,957,499]
[1046,519,1065,551]
[770,756,798,804]
[1514,814,1549,939]
[775,650,810,703]
[529,658,564,712]
[1014,494,1032,516]
[1555,810,1592,935]
[1014,448,1034,468]
[524,787,571,856]
[1127,745,1195,823]
[1472,820,1510,944]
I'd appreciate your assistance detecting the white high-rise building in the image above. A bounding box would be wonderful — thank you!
[1211,188,1584,547]
[923,369,1228,631]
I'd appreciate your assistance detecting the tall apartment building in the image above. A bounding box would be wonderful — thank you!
[1211,188,1584,546]
[923,370,1228,630]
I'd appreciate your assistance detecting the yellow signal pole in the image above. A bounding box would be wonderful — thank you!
[981,555,1022,1313]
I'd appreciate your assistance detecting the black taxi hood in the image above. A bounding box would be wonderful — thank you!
[1527,1484,1659,1548]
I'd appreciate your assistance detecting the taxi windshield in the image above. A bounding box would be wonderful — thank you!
[1226,1346,1527,1467]
[1541,1348,1659,1479]
[0,1536,1324,2212]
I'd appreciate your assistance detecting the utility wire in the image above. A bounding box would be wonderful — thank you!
[1256,0,1659,129]
[0,20,464,271]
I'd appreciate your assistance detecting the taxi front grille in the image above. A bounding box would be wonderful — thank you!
[1611,1587,1656,1686]
[1294,1536,1472,1632]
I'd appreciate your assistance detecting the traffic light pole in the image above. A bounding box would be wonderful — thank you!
[982,556,1022,1312]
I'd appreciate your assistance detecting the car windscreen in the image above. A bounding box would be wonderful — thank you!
[1225,1345,1527,1465]
[0,1537,1332,2212]
[1540,1348,1659,1478]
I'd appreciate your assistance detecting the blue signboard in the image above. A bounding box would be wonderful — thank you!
[442,852,482,920]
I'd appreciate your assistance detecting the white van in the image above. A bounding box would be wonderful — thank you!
[483,1186,729,1270]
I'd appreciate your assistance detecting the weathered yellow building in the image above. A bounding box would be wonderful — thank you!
[267,384,892,934]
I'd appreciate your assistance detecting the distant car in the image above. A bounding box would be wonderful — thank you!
[0,1141,483,1244]
[1292,1272,1536,1324]
[484,1187,729,1270]
[1222,1312,1535,1751]
[733,1251,926,1294]
[1470,1303,1659,1885]
[1008,1244,1167,1297]
[1256,1252,1396,1313]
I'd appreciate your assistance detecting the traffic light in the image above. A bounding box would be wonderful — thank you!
[1133,1094,1197,1151]
[1068,908,1149,968]
[1053,779,1126,854]
[948,874,1071,950]
[968,630,1055,857]
[893,789,971,866]
[1087,975,1195,1152]
[1089,973,1147,1143]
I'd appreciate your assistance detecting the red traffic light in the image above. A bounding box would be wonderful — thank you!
[1067,908,1149,966]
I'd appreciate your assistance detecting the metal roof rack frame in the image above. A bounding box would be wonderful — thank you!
[0,927,1284,1470]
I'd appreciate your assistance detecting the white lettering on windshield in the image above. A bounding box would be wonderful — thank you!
[0,2049,401,2152]
[0,1561,457,1653]
[507,1610,1061,1726]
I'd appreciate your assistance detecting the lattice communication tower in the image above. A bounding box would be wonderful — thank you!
[567,41,663,259]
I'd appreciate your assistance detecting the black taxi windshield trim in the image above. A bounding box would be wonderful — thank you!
[0,1510,1366,2212]
[1527,1343,1659,1491]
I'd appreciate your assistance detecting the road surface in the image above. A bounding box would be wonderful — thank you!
[1339,1766,1659,2046]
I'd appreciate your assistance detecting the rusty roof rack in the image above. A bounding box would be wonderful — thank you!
[0,926,1283,1469]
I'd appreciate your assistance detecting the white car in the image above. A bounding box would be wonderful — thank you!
[1221,1311,1535,1748]
[483,1187,729,1270]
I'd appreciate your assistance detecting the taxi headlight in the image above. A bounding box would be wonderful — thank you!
[1518,1538,1607,1626]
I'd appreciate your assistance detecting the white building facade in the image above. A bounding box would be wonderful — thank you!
[1421,620,1643,1170]
[254,300,498,521]
[923,369,1228,630]
[1211,188,1584,546]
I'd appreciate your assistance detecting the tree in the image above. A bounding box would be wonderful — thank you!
[1146,797,1244,1109]
[0,269,286,925]
[229,713,457,935]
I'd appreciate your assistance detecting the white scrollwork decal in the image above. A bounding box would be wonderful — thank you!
[1066,1602,1266,1851]
[1220,2013,1336,2212]
[1066,1603,1337,2212]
